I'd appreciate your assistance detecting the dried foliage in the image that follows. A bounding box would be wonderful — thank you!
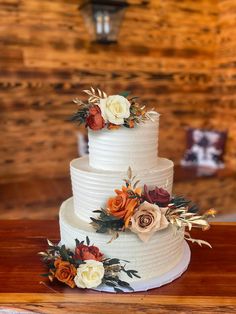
[90,208,125,234]
[69,87,157,130]
[83,87,107,103]
[39,238,140,292]
[91,168,216,247]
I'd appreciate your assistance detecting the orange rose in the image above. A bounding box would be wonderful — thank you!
[107,187,128,217]
[107,186,141,228]
[54,258,77,288]
[123,197,140,228]
[107,123,120,130]
[128,120,135,128]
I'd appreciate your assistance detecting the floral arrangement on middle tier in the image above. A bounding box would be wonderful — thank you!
[91,168,216,244]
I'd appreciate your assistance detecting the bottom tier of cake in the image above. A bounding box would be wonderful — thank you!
[59,198,189,290]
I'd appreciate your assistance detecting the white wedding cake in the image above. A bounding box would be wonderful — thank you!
[60,115,185,284]
[56,89,213,291]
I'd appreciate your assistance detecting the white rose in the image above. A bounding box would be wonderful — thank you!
[74,260,105,289]
[130,201,169,242]
[99,95,131,125]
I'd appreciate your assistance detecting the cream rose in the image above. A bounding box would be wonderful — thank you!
[99,95,131,125]
[130,201,169,242]
[74,260,105,289]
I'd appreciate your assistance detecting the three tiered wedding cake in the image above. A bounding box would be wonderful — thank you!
[40,88,215,292]
[59,116,185,285]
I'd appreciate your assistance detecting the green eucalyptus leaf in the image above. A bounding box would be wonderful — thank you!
[104,281,117,287]
[92,210,103,214]
[104,258,120,265]
[131,272,141,279]
[86,236,90,246]
[75,239,81,247]
[40,273,51,277]
[114,287,124,293]
[59,245,69,261]
[129,96,139,101]
[117,280,134,291]
[119,91,130,97]
[126,271,133,279]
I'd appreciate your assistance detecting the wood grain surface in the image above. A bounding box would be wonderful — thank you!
[212,0,236,170]
[0,220,235,313]
[1,0,226,184]
[0,177,71,219]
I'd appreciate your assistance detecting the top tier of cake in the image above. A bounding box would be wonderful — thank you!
[88,115,159,171]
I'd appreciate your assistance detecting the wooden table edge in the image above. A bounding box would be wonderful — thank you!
[211,222,236,226]
[0,294,235,306]
[0,220,235,225]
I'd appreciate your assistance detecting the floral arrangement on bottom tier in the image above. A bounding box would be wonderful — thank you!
[90,168,216,244]
[39,237,140,292]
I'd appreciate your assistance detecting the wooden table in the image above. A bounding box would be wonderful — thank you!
[0,221,235,313]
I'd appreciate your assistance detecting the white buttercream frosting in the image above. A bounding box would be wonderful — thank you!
[58,110,187,288]
[60,198,185,283]
[88,117,159,171]
[70,156,174,223]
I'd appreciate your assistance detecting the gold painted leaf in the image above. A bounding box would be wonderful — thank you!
[107,232,120,244]
[127,166,132,180]
[97,88,102,98]
[191,219,209,226]
[47,239,54,247]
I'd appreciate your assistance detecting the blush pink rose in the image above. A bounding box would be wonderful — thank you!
[130,201,169,242]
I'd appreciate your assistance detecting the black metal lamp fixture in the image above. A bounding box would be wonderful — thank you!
[79,0,129,44]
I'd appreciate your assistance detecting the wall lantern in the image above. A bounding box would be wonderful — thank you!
[79,0,129,44]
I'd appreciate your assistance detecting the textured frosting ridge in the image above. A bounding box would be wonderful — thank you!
[59,114,186,287]
[60,198,184,283]
[70,156,174,223]
[88,118,159,171]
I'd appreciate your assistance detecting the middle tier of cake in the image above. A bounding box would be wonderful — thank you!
[70,156,174,223]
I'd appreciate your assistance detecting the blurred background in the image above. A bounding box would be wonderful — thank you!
[0,0,235,220]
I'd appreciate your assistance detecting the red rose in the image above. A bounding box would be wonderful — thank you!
[89,105,101,116]
[86,105,105,131]
[75,244,103,261]
[143,185,170,207]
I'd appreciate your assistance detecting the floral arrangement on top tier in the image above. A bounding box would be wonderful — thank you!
[39,237,140,292]
[91,168,216,245]
[70,87,156,131]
